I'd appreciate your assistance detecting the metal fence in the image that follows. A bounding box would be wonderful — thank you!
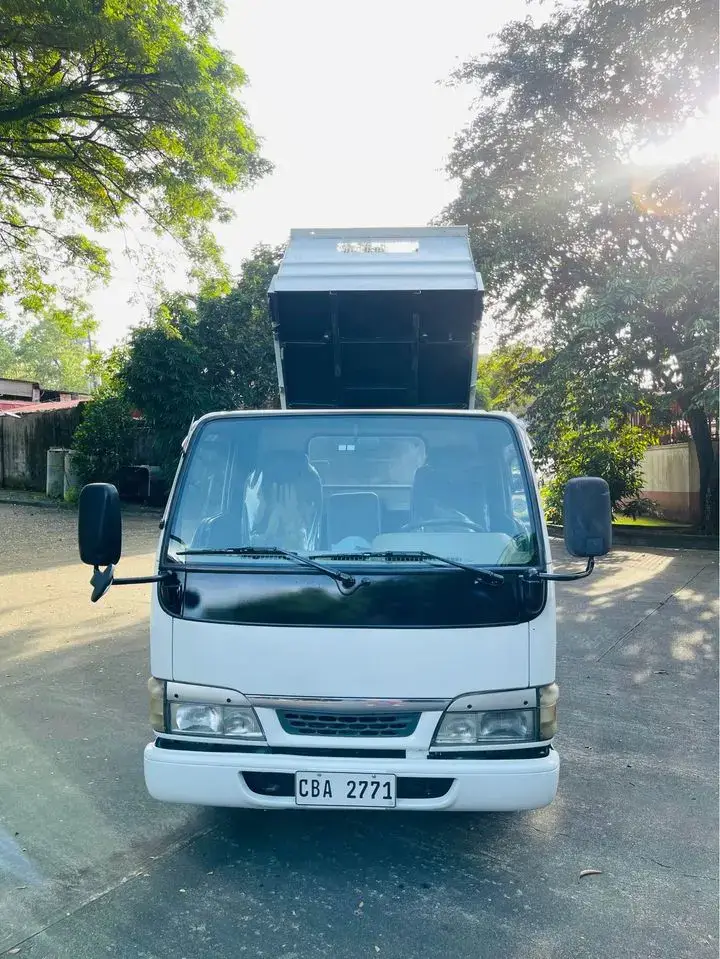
[628,412,718,445]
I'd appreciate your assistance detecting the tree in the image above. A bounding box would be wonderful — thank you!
[476,344,655,516]
[0,0,271,316]
[72,389,137,485]
[564,203,719,525]
[476,344,545,414]
[542,423,649,523]
[443,0,719,529]
[116,244,282,483]
[0,296,99,390]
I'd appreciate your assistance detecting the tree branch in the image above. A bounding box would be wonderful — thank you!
[0,71,173,124]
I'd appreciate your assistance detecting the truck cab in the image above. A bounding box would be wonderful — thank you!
[78,227,611,812]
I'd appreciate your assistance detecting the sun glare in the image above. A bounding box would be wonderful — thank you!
[631,98,719,167]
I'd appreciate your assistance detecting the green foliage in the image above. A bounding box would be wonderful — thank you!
[476,342,655,523]
[0,296,99,390]
[444,0,716,330]
[619,497,663,521]
[118,244,282,484]
[0,328,13,370]
[0,0,270,318]
[444,0,718,529]
[476,345,545,414]
[543,425,649,524]
[72,390,137,485]
[63,484,80,505]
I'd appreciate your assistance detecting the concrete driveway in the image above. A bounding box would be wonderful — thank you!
[0,504,717,959]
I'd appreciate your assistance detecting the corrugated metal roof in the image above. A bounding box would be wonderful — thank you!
[269,226,483,293]
[0,399,87,414]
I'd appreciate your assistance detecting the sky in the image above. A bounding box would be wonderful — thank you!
[91,0,531,347]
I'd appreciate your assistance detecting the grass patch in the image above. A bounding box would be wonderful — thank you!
[612,516,691,529]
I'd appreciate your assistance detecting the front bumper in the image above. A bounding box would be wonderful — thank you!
[144,743,559,812]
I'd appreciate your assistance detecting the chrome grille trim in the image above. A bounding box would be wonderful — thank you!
[247,695,450,713]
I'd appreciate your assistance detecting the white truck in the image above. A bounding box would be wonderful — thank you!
[78,227,611,812]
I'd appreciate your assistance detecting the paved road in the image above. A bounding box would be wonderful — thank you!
[0,504,717,959]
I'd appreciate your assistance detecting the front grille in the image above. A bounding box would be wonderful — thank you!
[277,710,420,738]
[242,773,453,800]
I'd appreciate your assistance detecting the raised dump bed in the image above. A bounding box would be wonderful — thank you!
[268,227,484,409]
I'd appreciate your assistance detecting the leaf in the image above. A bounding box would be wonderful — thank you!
[0,0,271,307]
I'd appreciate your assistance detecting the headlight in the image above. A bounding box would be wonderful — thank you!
[223,707,264,739]
[432,686,560,746]
[434,708,536,745]
[477,709,535,742]
[434,714,478,744]
[171,703,223,734]
[170,702,265,740]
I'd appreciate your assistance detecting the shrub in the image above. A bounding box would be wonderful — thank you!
[72,392,138,486]
[619,497,663,521]
[544,424,647,524]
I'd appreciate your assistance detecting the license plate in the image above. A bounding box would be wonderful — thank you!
[295,772,396,808]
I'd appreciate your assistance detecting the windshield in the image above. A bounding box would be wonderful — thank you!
[166,413,539,567]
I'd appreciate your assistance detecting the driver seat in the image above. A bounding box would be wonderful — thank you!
[410,449,486,528]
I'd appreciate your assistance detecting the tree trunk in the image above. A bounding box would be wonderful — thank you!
[686,409,718,535]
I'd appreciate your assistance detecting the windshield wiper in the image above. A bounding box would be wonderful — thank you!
[311,550,504,586]
[178,546,356,588]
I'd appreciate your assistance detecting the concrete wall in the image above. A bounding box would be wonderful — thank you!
[640,441,713,523]
[0,408,83,490]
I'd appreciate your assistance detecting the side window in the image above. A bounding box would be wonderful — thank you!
[506,446,532,533]
[174,436,231,548]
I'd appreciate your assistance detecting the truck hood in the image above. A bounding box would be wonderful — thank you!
[171,620,529,699]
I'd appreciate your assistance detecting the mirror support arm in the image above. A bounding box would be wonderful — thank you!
[524,557,595,582]
[90,565,177,603]
[113,573,176,586]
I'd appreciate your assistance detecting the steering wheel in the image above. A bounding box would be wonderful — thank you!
[400,516,486,533]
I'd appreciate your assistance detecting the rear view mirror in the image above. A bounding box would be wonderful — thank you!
[78,483,122,567]
[563,477,612,558]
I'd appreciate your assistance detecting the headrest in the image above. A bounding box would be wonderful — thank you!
[256,451,320,484]
[424,445,477,469]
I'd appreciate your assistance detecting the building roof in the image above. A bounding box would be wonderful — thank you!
[0,399,87,414]
[0,377,40,400]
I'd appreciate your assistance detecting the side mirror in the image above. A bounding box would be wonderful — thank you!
[78,483,122,567]
[563,477,612,558]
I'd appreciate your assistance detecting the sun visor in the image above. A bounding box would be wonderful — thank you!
[269,228,484,409]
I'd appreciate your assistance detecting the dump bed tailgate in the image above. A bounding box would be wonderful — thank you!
[268,228,484,410]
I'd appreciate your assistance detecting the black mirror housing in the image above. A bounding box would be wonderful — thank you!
[78,483,122,567]
[563,477,612,558]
